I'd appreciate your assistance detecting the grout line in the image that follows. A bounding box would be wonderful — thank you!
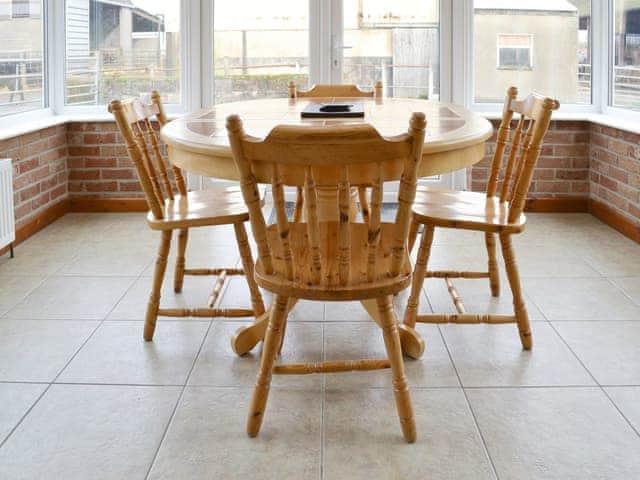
[320,322,326,480]
[144,317,215,480]
[436,324,501,480]
[548,320,640,440]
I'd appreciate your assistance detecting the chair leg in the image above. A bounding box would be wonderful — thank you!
[499,233,532,350]
[292,186,304,223]
[145,230,172,341]
[233,222,266,317]
[408,217,420,253]
[173,228,188,293]
[485,232,500,297]
[377,295,416,443]
[404,225,434,329]
[247,294,289,437]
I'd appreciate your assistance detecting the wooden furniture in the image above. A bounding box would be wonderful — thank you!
[227,112,426,442]
[403,88,560,350]
[161,97,493,358]
[109,92,265,341]
[287,81,383,222]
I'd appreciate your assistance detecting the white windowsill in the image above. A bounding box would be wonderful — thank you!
[0,110,638,143]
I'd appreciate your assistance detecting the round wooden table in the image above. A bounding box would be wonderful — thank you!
[161,97,493,358]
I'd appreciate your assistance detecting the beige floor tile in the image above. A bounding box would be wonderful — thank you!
[524,277,640,321]
[441,323,594,387]
[324,322,459,389]
[0,383,47,443]
[0,384,181,480]
[57,321,209,385]
[610,277,640,305]
[188,321,322,390]
[323,388,495,480]
[0,320,98,382]
[605,387,640,434]
[108,275,228,320]
[140,244,241,277]
[0,245,76,276]
[59,243,155,276]
[6,276,135,320]
[467,387,640,479]
[148,387,321,480]
[509,244,601,278]
[578,241,640,276]
[425,277,546,320]
[553,321,640,385]
[0,275,45,316]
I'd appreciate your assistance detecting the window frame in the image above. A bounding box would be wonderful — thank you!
[0,0,639,127]
[496,33,534,71]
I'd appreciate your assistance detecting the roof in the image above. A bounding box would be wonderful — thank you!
[96,0,135,7]
[475,0,578,13]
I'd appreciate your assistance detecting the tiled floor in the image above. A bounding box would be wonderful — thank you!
[1,212,640,479]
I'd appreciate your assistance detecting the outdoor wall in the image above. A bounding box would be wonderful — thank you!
[474,11,579,103]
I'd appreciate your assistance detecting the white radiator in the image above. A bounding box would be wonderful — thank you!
[0,159,15,252]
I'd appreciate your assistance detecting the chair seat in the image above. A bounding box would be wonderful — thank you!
[255,222,412,301]
[412,188,526,233]
[146,186,259,230]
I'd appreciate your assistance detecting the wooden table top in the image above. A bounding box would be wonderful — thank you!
[161,97,493,179]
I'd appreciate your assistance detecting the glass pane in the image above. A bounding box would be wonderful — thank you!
[65,0,181,106]
[343,0,440,99]
[613,1,640,110]
[213,1,309,104]
[0,0,44,117]
[474,0,591,104]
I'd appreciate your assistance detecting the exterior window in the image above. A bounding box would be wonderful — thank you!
[0,0,44,116]
[65,0,181,106]
[497,34,533,70]
[612,0,640,110]
[474,0,591,105]
[213,1,309,104]
[343,0,440,99]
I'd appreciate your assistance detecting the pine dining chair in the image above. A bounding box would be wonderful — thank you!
[288,80,383,223]
[109,93,266,341]
[404,87,559,350]
[227,111,426,443]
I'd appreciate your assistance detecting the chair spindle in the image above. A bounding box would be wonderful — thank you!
[338,166,351,285]
[272,163,295,281]
[304,166,322,285]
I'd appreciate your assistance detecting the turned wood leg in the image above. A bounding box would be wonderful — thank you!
[292,187,304,223]
[233,222,265,317]
[485,232,500,297]
[404,225,434,329]
[145,230,172,341]
[408,218,420,253]
[500,233,532,350]
[173,228,188,293]
[247,295,289,437]
[377,296,416,443]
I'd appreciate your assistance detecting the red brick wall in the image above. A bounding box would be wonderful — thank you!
[66,122,144,199]
[469,120,591,198]
[0,125,68,228]
[590,124,640,223]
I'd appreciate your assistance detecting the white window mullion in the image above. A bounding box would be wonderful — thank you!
[47,0,64,115]
[452,0,473,107]
[439,0,453,102]
[180,0,201,112]
[201,0,214,108]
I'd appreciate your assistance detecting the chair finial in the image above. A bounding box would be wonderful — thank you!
[226,114,244,134]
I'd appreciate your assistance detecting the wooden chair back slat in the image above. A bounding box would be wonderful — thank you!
[227,112,426,290]
[271,163,295,281]
[108,91,190,220]
[484,87,559,224]
[367,163,383,282]
[289,81,383,99]
[338,166,351,285]
[304,166,323,285]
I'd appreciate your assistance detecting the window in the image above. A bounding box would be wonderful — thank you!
[612,0,640,111]
[497,34,533,70]
[342,0,440,99]
[65,0,181,106]
[213,1,309,104]
[474,0,591,105]
[0,0,44,117]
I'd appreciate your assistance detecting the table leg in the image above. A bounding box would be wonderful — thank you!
[360,299,425,360]
[305,186,358,222]
[231,298,298,356]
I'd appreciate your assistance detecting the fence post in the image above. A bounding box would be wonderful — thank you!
[95,50,102,105]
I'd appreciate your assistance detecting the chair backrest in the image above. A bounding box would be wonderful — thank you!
[227,112,426,287]
[486,87,560,223]
[108,91,187,220]
[288,81,383,99]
